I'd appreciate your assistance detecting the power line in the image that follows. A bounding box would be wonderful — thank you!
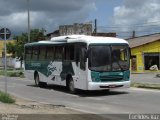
[101,29,160,33]
[98,20,160,28]
[98,24,160,29]
[94,20,160,38]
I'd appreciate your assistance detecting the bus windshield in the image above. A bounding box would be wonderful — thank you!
[89,44,130,72]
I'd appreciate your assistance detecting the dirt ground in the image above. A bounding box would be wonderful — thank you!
[0,96,109,120]
[0,96,79,114]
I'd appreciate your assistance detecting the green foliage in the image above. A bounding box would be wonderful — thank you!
[6,28,46,59]
[0,91,15,104]
[0,70,24,78]
[6,42,16,58]
[30,28,46,42]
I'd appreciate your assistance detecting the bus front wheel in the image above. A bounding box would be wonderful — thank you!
[35,74,40,87]
[35,74,47,88]
[68,77,76,94]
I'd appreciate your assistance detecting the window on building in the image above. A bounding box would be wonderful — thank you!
[144,53,160,70]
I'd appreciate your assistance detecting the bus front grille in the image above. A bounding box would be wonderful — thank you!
[100,76,123,82]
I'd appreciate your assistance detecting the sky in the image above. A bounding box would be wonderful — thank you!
[1,0,160,38]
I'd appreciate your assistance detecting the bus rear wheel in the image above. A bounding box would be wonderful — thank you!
[68,77,76,94]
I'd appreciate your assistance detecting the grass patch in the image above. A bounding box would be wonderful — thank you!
[0,70,24,78]
[131,82,160,90]
[8,71,24,78]
[0,91,15,104]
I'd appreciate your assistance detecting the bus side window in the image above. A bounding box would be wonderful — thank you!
[55,46,63,61]
[25,47,32,61]
[70,45,74,60]
[46,46,54,60]
[75,46,80,66]
[32,46,39,60]
[39,46,46,61]
[64,45,74,61]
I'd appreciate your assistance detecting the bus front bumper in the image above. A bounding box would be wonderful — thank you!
[88,81,130,90]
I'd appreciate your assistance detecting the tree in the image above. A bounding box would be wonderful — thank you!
[6,42,16,58]
[6,28,46,68]
[30,28,46,42]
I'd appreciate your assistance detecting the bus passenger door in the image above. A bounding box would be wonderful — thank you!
[74,44,88,90]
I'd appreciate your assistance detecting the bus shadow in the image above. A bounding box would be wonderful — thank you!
[77,90,128,97]
[27,84,69,92]
[27,84,128,97]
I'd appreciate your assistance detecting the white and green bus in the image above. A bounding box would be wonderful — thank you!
[24,35,130,93]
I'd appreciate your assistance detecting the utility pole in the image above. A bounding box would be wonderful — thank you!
[132,30,135,38]
[27,0,30,43]
[4,28,7,93]
[94,19,97,34]
[0,28,11,94]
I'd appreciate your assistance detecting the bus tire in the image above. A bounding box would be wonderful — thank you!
[35,74,40,87]
[68,77,76,94]
[35,74,47,88]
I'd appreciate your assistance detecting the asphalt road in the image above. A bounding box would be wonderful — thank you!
[0,76,160,117]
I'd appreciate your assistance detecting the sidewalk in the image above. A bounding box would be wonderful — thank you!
[130,73,160,84]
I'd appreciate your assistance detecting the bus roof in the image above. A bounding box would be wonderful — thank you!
[25,35,128,46]
[51,35,128,44]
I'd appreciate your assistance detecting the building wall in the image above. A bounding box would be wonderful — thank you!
[131,40,160,72]
[59,23,92,36]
